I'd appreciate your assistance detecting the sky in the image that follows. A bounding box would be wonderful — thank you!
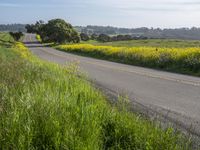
[0,0,200,28]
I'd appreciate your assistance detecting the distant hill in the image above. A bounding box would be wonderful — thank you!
[0,24,26,32]
[75,26,200,40]
[1,24,200,40]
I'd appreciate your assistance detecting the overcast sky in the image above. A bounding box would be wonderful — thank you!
[0,0,200,28]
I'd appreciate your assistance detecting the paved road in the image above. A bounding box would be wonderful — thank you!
[24,34,200,137]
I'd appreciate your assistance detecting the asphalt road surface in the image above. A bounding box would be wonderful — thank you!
[24,34,200,137]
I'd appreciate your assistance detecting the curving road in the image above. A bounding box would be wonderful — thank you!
[24,34,200,138]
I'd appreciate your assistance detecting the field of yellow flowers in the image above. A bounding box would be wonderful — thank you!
[56,44,200,76]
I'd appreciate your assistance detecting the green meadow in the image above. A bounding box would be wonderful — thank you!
[82,39,200,48]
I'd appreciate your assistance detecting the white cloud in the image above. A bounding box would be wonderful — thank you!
[0,3,22,7]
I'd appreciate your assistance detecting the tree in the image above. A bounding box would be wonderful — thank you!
[112,34,132,41]
[40,19,80,43]
[26,20,45,34]
[25,24,35,33]
[91,33,98,40]
[123,35,132,40]
[9,32,23,41]
[34,20,45,34]
[25,19,80,44]
[80,33,90,41]
[70,30,80,43]
[97,34,111,42]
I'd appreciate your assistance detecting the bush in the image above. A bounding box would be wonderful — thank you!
[112,35,133,41]
[80,33,90,41]
[9,32,23,41]
[97,34,111,42]
[91,33,98,40]
[36,34,42,42]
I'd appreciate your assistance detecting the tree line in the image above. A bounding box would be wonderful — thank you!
[80,33,148,42]
[76,26,200,40]
[1,23,200,40]
[0,24,26,32]
[2,23,200,40]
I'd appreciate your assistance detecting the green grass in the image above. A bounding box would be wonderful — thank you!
[0,32,15,47]
[0,32,13,41]
[0,35,191,149]
[82,39,200,48]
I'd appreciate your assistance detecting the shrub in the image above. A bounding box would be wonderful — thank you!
[9,32,23,41]
[80,33,90,41]
[97,34,111,42]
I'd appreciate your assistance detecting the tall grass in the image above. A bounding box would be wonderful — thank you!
[0,41,191,149]
[56,44,200,76]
